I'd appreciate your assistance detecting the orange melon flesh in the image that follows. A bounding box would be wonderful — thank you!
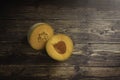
[28,23,54,50]
[46,34,73,61]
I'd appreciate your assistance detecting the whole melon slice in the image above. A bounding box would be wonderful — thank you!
[28,23,54,50]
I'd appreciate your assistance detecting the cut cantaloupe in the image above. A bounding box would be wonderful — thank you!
[46,34,73,61]
[27,23,54,50]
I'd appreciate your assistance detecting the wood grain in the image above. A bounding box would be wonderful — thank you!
[0,65,120,77]
[0,0,120,80]
[0,20,120,43]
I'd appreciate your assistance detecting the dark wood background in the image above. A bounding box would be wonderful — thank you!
[0,0,120,80]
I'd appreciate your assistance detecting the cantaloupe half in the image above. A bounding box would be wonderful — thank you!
[46,34,73,61]
[28,23,54,50]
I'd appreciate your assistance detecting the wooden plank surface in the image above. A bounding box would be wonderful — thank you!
[0,0,120,80]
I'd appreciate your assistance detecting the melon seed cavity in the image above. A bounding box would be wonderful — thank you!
[53,41,66,54]
[38,32,49,42]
